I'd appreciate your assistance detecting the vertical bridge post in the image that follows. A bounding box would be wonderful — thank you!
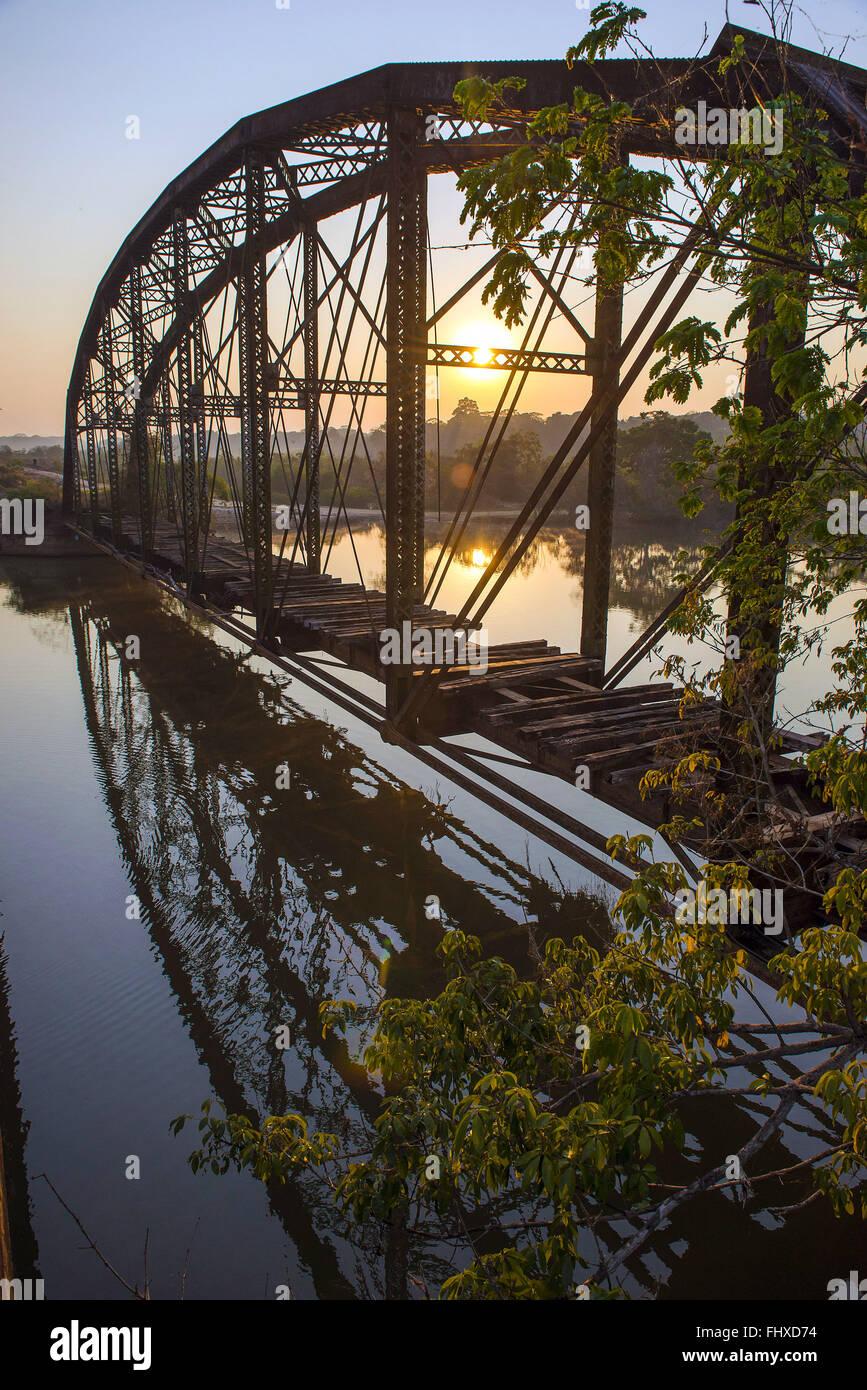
[192,320,208,565]
[385,106,428,721]
[84,363,99,535]
[581,158,626,675]
[62,405,77,517]
[303,223,321,574]
[130,265,154,562]
[101,319,122,548]
[172,207,201,593]
[238,150,273,640]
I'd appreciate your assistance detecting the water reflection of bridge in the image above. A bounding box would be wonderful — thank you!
[68,577,614,1296]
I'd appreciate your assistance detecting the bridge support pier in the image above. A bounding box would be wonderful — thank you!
[385,107,428,720]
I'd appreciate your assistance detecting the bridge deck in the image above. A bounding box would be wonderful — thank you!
[92,516,816,822]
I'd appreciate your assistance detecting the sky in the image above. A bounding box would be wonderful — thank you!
[1,0,866,437]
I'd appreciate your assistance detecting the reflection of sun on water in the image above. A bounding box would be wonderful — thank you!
[471,548,491,568]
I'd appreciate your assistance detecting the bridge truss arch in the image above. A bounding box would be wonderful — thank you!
[64,31,867,729]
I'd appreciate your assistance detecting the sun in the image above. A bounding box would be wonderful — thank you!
[460,320,509,369]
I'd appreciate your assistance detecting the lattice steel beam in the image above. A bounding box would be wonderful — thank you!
[293,156,379,187]
[161,386,177,531]
[285,376,386,398]
[84,365,99,532]
[303,224,321,573]
[173,208,201,587]
[427,343,591,374]
[192,324,208,561]
[238,151,274,638]
[166,376,386,419]
[100,320,123,546]
[130,264,154,560]
[385,107,427,719]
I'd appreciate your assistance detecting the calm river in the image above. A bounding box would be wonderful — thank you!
[0,524,861,1299]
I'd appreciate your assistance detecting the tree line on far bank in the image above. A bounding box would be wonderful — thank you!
[1,406,729,531]
[270,401,731,525]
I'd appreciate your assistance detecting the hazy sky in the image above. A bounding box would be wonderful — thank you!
[1,0,865,436]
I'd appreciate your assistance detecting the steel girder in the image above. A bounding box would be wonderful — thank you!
[385,107,427,719]
[428,344,591,374]
[238,151,273,637]
[303,224,321,573]
[173,208,201,588]
[84,365,99,532]
[192,317,208,561]
[160,383,176,535]
[129,266,154,561]
[100,319,122,547]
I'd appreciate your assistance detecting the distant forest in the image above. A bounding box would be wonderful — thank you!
[1,406,730,525]
[268,402,732,524]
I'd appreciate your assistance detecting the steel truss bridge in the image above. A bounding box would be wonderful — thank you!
[63,25,867,853]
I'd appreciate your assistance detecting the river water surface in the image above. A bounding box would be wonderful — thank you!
[0,526,862,1299]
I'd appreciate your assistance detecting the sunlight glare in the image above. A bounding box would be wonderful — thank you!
[460,320,507,372]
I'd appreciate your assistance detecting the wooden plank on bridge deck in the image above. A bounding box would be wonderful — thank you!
[478,683,677,728]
